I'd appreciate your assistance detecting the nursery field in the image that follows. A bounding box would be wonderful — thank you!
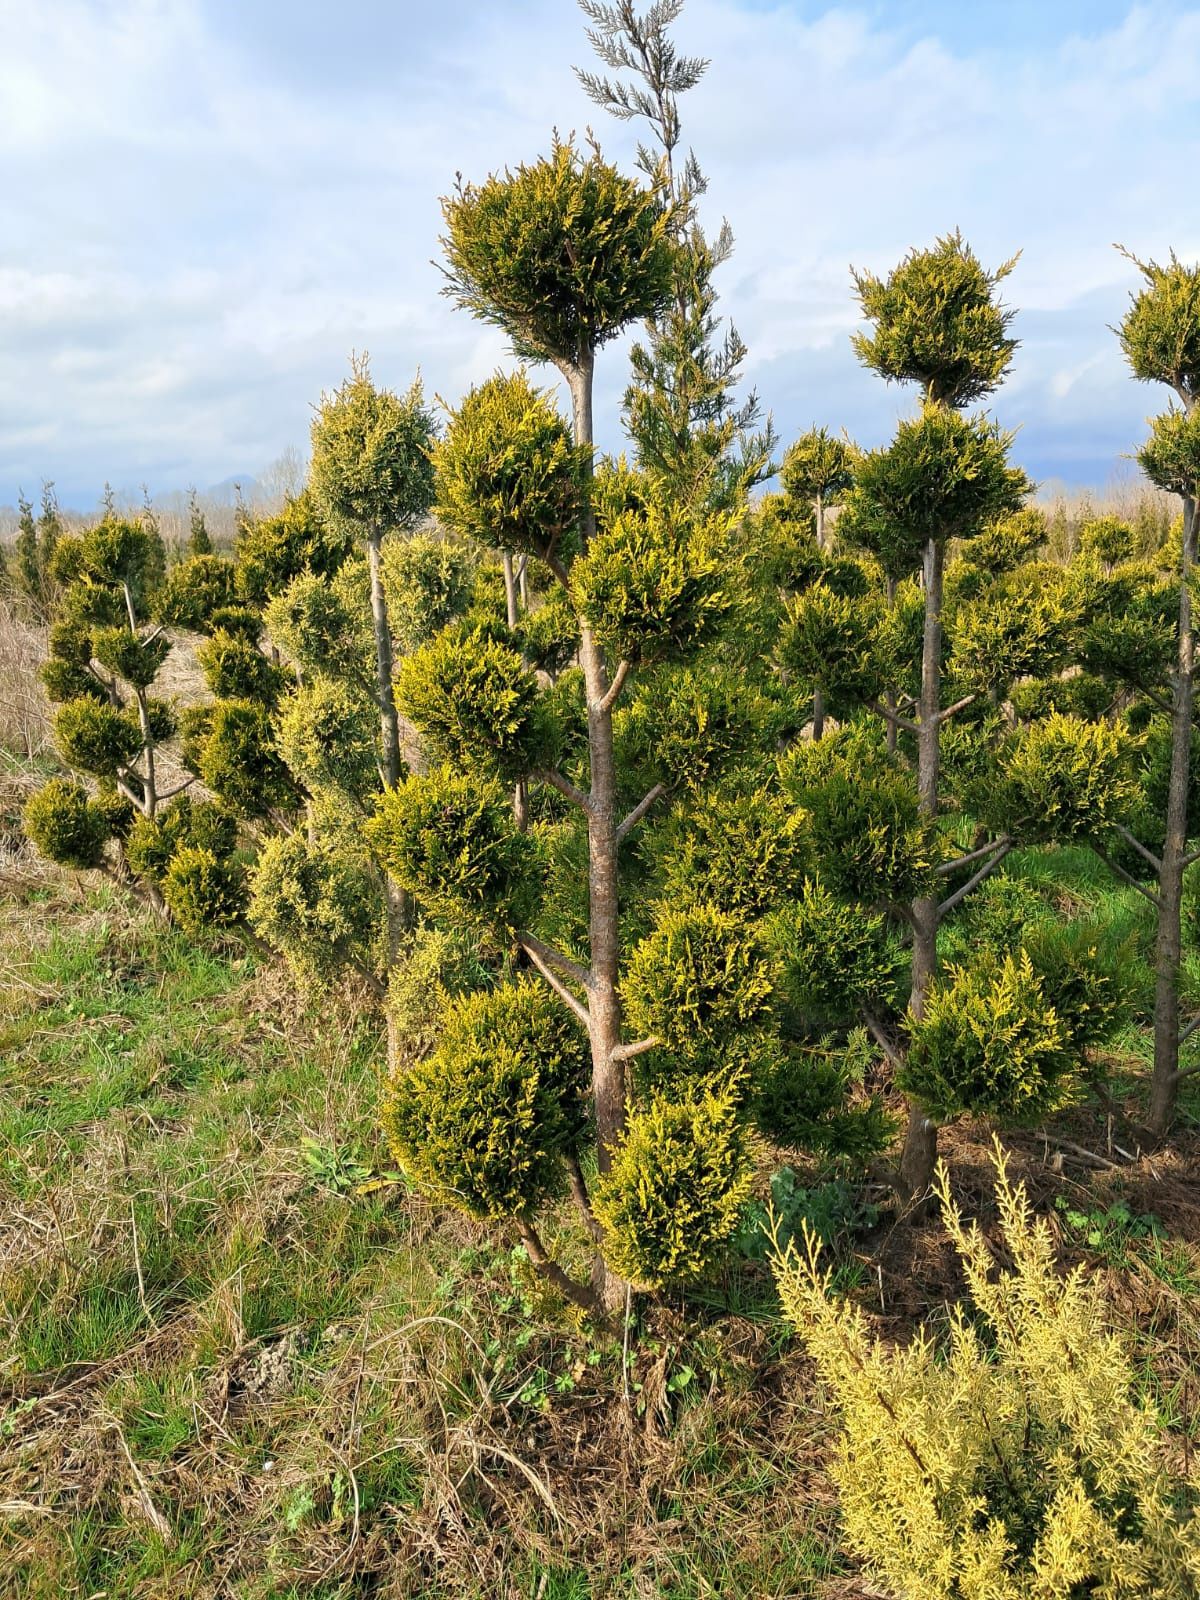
[8,3,1200,1595]
[3,723,1200,1598]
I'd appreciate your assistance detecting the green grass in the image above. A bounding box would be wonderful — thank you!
[0,878,846,1598]
[4,840,1200,1598]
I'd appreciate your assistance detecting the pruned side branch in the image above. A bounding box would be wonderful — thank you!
[537,769,593,813]
[935,692,977,725]
[615,783,666,842]
[596,659,631,715]
[1116,825,1164,875]
[518,934,593,1030]
[515,1218,603,1318]
[1093,845,1164,910]
[565,1154,603,1242]
[937,840,1013,918]
[870,699,919,736]
[611,1036,658,1063]
[936,836,1011,877]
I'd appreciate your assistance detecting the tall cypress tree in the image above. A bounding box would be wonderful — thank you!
[576,0,776,510]
[14,492,39,611]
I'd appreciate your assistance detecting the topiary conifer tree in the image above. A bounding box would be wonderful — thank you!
[778,426,858,736]
[363,124,830,1317]
[1109,247,1200,1136]
[23,513,246,924]
[839,233,1031,1193]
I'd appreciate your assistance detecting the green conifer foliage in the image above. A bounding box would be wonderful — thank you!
[379,533,475,654]
[368,766,536,932]
[433,373,589,572]
[25,509,253,928]
[577,1,777,510]
[900,951,1077,1125]
[160,845,247,935]
[775,1152,1200,1598]
[187,488,213,555]
[592,1088,753,1290]
[441,136,673,370]
[383,980,589,1220]
[23,779,110,871]
[250,831,384,988]
[234,488,356,606]
[1092,248,1200,1135]
[851,231,1019,407]
[780,428,856,550]
[395,628,546,785]
[155,554,239,632]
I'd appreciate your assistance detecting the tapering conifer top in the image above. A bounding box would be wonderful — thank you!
[309,356,437,536]
[1118,248,1200,402]
[852,231,1019,409]
[440,136,674,372]
[780,427,857,504]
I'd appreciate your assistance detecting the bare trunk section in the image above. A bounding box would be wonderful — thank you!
[367,530,402,789]
[503,551,520,630]
[503,550,529,831]
[568,354,629,1316]
[134,688,157,821]
[885,575,899,757]
[900,535,945,1200]
[1149,492,1197,1137]
[366,526,408,1072]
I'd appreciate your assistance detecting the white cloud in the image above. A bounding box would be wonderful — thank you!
[0,0,1199,503]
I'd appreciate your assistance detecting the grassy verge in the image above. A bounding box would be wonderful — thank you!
[2,809,1198,1597]
[0,874,851,1599]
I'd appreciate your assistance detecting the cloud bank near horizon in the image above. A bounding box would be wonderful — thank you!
[2,0,1199,508]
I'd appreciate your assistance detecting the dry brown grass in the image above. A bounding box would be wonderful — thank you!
[0,604,50,767]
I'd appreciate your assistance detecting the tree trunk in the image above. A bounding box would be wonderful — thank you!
[503,550,529,830]
[1149,491,1197,1137]
[367,529,402,789]
[811,689,826,742]
[568,354,628,1315]
[502,550,519,630]
[135,688,157,820]
[885,574,899,757]
[366,526,408,1071]
[901,535,946,1199]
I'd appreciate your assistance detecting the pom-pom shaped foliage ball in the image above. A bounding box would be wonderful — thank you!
[569,501,735,665]
[440,136,674,370]
[367,766,536,931]
[851,232,1019,409]
[24,779,110,870]
[396,627,547,785]
[434,372,589,567]
[593,1089,754,1290]
[900,950,1078,1125]
[160,846,247,936]
[383,979,589,1219]
[309,362,437,539]
[126,796,239,886]
[623,905,777,1077]
[250,831,383,986]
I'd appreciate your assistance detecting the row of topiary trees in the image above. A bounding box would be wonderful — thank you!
[22,0,1200,1321]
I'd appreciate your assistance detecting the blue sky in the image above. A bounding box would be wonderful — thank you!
[2,0,1199,508]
